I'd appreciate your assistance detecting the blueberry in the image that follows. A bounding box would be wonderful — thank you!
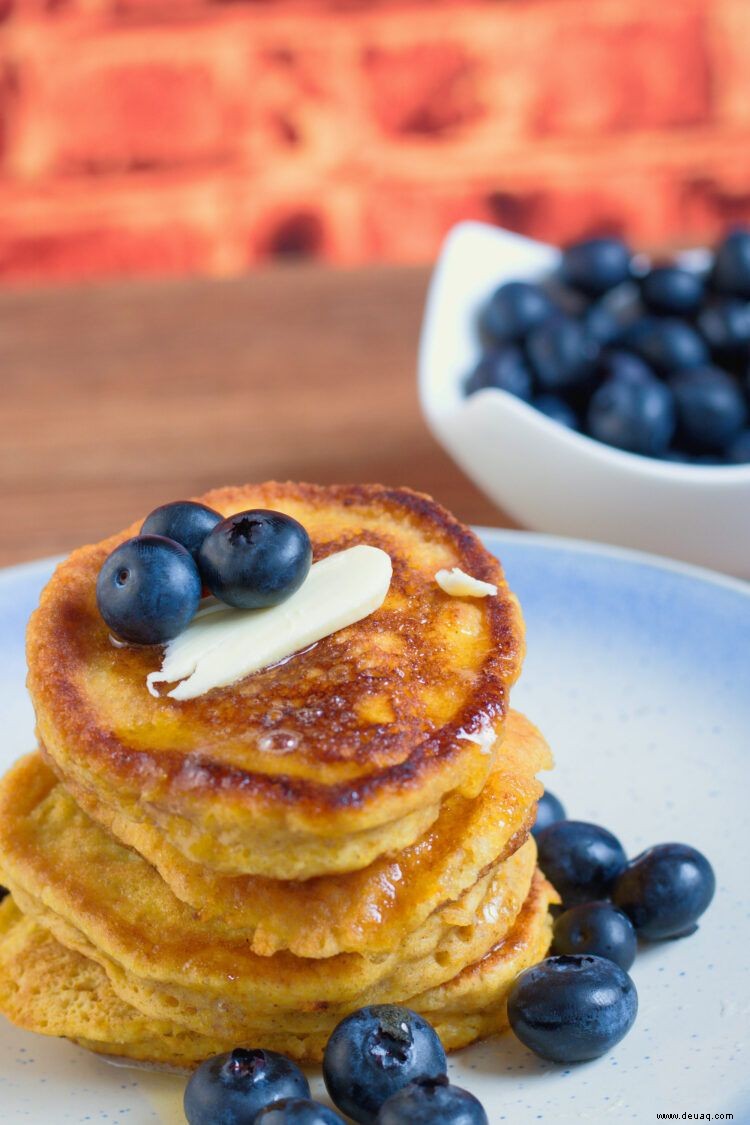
[536,821,627,907]
[711,228,750,298]
[507,954,638,1063]
[375,1075,488,1125]
[586,377,676,456]
[532,790,566,838]
[552,902,637,971]
[96,535,201,645]
[254,1099,346,1124]
[184,1048,310,1125]
[669,367,747,453]
[464,347,533,401]
[532,394,579,430]
[582,301,621,347]
[599,349,658,386]
[526,317,600,391]
[697,298,750,362]
[727,429,750,463]
[640,267,705,316]
[561,237,632,298]
[481,281,553,344]
[613,843,716,940]
[198,509,312,610]
[141,500,221,563]
[622,316,709,373]
[323,1005,447,1124]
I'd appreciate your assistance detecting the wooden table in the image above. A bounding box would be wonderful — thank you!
[0,264,515,568]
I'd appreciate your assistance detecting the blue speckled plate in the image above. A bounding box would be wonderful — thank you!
[1,534,749,1124]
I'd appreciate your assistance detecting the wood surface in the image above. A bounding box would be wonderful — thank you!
[0,264,515,567]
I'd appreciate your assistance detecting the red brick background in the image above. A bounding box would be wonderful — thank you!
[1,0,749,285]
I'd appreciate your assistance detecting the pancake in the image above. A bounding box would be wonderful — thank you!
[28,482,525,879]
[0,749,538,1033]
[43,709,551,958]
[0,872,555,1067]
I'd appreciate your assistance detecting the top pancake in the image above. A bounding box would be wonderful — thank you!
[28,482,525,878]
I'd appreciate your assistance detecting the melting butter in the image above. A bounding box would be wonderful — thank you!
[147,545,392,701]
[435,567,497,598]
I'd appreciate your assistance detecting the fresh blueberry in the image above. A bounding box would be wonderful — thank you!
[96,535,201,645]
[533,394,579,430]
[697,298,750,362]
[198,509,312,610]
[640,266,705,316]
[726,429,750,463]
[254,1099,346,1125]
[481,281,553,344]
[375,1075,488,1125]
[141,500,222,563]
[561,237,632,298]
[183,1048,310,1125]
[669,367,747,453]
[323,1005,447,1125]
[507,954,638,1063]
[586,377,675,457]
[552,902,637,971]
[613,843,716,940]
[532,790,566,838]
[526,317,600,391]
[536,821,627,907]
[622,316,709,373]
[464,347,534,401]
[599,349,658,386]
[711,228,750,298]
[582,301,621,347]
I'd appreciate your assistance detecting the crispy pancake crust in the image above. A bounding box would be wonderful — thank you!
[0,749,537,1025]
[0,873,555,1067]
[28,483,525,877]
[44,710,550,958]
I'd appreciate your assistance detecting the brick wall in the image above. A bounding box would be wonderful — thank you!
[1,0,749,285]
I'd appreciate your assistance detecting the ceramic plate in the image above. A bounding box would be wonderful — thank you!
[1,534,748,1124]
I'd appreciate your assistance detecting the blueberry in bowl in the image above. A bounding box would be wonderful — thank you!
[669,366,747,454]
[481,280,553,344]
[639,265,705,316]
[419,222,750,574]
[560,237,632,298]
[464,347,533,400]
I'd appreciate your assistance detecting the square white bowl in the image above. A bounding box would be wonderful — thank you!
[418,221,750,576]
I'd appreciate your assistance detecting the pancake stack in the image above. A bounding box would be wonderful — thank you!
[0,483,557,1068]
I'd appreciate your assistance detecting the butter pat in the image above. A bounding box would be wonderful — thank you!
[457,716,497,756]
[147,545,392,701]
[435,567,497,598]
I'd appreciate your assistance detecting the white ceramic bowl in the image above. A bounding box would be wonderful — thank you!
[418,221,750,576]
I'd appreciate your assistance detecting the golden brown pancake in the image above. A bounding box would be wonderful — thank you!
[43,709,550,958]
[28,483,525,879]
[0,872,555,1066]
[0,749,538,1033]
